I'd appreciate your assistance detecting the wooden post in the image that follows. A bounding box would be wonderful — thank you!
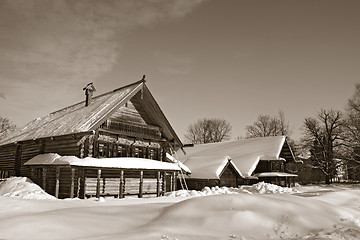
[77,174,81,198]
[70,168,75,199]
[286,177,290,188]
[156,171,161,197]
[162,172,166,196]
[172,171,177,191]
[170,172,173,192]
[30,167,35,180]
[55,166,60,198]
[159,147,163,162]
[139,170,143,198]
[42,167,47,192]
[119,170,124,199]
[96,169,101,199]
[83,169,87,199]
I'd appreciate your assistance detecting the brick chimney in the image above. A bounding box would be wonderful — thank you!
[83,83,96,107]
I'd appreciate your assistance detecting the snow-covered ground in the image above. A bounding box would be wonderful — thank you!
[0,177,359,240]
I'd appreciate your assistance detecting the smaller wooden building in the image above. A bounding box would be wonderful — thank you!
[177,136,298,190]
[179,155,243,190]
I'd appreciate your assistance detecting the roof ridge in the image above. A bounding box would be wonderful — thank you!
[191,135,286,147]
[50,79,144,115]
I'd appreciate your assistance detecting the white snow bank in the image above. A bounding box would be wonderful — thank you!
[165,182,298,197]
[0,184,359,239]
[0,177,56,200]
[243,181,299,194]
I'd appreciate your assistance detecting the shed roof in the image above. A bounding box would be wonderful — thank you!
[71,157,181,171]
[0,80,182,147]
[24,153,79,166]
[25,153,181,171]
[177,136,293,178]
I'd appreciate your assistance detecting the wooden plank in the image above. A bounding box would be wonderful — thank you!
[55,166,60,198]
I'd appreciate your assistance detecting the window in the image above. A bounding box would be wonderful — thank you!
[149,149,154,159]
[134,147,144,158]
[270,161,284,172]
[117,145,124,157]
[134,147,140,157]
[148,148,159,160]
[98,143,105,158]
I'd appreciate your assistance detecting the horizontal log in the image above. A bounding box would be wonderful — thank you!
[44,138,80,145]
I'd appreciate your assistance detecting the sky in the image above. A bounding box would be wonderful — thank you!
[0,0,359,142]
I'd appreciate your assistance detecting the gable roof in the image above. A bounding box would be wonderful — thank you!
[183,155,242,179]
[177,136,294,178]
[0,80,182,147]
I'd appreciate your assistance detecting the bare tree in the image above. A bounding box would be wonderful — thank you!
[0,116,17,140]
[245,111,291,138]
[301,109,343,184]
[184,118,232,144]
[343,83,360,180]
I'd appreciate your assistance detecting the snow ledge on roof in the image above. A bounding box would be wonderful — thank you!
[25,154,181,171]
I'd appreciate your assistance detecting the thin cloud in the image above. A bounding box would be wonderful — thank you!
[153,51,196,76]
[0,0,205,87]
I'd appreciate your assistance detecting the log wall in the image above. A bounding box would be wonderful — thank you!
[83,169,165,198]
[219,164,240,187]
[0,133,88,180]
[185,179,220,191]
[0,144,17,177]
[29,166,80,199]
[20,141,43,177]
[44,137,81,157]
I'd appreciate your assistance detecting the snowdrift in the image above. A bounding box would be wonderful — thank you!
[165,182,299,197]
[0,177,56,200]
[0,178,359,239]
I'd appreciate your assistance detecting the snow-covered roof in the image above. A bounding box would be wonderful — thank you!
[166,153,191,174]
[71,157,181,171]
[182,155,242,179]
[0,80,183,148]
[177,136,290,178]
[24,153,80,166]
[255,172,298,177]
[0,82,143,145]
[25,154,181,171]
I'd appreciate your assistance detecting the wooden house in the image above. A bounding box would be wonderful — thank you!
[0,79,183,198]
[176,136,298,190]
